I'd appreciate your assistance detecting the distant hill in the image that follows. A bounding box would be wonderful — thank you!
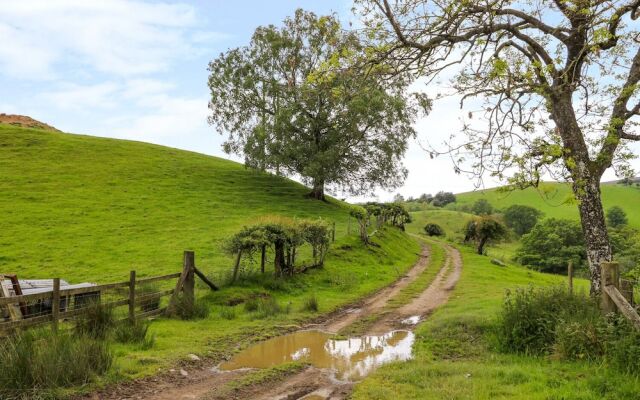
[455,181,640,228]
[0,124,350,282]
[0,114,60,131]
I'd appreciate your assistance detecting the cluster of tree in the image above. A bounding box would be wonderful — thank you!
[225,216,332,282]
[464,216,508,255]
[432,192,456,207]
[515,219,586,274]
[514,206,633,275]
[208,9,429,201]
[350,202,412,244]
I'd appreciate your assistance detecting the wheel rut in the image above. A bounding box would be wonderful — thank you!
[84,241,462,400]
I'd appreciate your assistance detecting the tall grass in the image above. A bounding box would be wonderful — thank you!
[113,320,155,350]
[0,329,112,398]
[168,294,210,320]
[74,301,115,339]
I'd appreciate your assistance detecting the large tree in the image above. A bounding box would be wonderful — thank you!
[359,0,640,294]
[208,9,428,200]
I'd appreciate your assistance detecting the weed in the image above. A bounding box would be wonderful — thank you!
[74,301,115,339]
[301,294,319,312]
[113,320,155,350]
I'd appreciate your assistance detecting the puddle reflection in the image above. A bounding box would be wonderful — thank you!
[219,329,414,381]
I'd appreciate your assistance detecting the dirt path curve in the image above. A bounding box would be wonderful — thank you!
[239,242,463,400]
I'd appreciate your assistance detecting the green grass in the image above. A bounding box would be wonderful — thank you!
[0,124,423,391]
[352,243,640,399]
[455,182,640,229]
[0,124,355,282]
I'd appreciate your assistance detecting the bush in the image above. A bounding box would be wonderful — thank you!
[496,286,597,355]
[424,223,444,237]
[554,314,607,361]
[74,301,115,339]
[169,294,210,320]
[607,206,628,228]
[0,330,112,396]
[113,320,155,350]
[607,319,640,376]
[301,294,319,312]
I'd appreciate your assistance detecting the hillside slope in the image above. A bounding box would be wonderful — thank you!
[0,124,351,282]
[456,182,640,228]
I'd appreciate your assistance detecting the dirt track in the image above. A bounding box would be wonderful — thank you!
[84,241,462,400]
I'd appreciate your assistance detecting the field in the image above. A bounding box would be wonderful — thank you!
[455,182,640,229]
[0,124,357,282]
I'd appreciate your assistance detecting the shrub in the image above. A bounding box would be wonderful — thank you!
[424,223,444,237]
[495,286,597,355]
[74,301,115,339]
[113,320,155,350]
[301,294,319,312]
[0,330,112,396]
[169,294,210,320]
[554,314,608,361]
[503,204,543,236]
[607,206,628,228]
[607,319,640,376]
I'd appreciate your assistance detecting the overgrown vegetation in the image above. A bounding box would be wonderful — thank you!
[423,223,444,237]
[496,286,640,376]
[167,294,210,320]
[0,330,113,398]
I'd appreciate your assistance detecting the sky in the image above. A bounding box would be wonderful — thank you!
[1,0,637,202]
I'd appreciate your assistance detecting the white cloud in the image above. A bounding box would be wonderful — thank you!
[0,0,224,78]
[42,82,121,110]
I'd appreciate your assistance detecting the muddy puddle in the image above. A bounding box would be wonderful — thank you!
[219,329,414,381]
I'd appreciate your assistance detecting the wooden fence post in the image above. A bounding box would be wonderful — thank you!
[601,262,619,314]
[52,278,60,333]
[183,251,195,304]
[129,270,136,323]
[568,261,573,295]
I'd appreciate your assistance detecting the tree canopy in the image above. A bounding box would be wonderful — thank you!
[606,206,628,227]
[208,9,429,200]
[358,0,640,294]
[503,204,544,236]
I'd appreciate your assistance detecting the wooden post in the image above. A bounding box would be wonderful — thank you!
[183,251,195,304]
[332,222,336,243]
[568,261,574,295]
[601,262,619,314]
[128,270,136,323]
[52,278,60,333]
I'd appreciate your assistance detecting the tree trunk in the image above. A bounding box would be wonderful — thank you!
[260,245,266,274]
[232,250,242,283]
[477,237,487,255]
[310,180,325,201]
[574,174,612,296]
[274,241,285,276]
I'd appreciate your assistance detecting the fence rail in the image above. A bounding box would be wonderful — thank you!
[601,262,640,331]
[0,250,216,336]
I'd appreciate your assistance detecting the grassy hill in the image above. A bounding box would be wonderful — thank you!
[0,124,356,282]
[455,182,640,228]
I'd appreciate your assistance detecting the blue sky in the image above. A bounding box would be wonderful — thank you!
[1,0,636,201]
